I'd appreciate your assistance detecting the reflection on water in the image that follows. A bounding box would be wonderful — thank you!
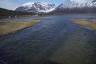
[50,27,96,64]
[0,15,96,64]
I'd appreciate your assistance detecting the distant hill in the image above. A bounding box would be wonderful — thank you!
[0,8,36,19]
[50,7,96,15]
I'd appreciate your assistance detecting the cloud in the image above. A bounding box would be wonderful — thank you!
[0,0,19,10]
[70,0,93,3]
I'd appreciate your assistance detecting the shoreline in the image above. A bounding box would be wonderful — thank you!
[73,20,96,30]
[0,20,41,36]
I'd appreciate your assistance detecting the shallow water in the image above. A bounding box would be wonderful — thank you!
[0,14,96,64]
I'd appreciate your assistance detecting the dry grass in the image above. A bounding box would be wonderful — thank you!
[0,20,41,35]
[73,20,96,30]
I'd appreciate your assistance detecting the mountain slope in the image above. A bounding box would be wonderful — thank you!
[50,0,96,14]
[15,2,55,13]
[0,8,35,19]
[58,0,96,9]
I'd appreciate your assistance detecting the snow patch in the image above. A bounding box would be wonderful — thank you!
[16,2,55,13]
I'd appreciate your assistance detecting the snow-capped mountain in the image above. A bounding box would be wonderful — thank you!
[15,2,55,13]
[57,0,96,9]
[50,0,96,14]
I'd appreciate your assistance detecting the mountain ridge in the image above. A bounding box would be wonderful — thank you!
[15,1,96,14]
[15,2,55,13]
[58,0,96,9]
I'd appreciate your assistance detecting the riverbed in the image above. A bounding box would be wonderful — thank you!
[0,14,96,64]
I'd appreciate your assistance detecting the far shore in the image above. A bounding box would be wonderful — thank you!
[0,14,56,20]
[73,20,96,30]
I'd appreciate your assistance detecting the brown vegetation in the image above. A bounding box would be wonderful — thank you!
[0,20,41,35]
[73,20,96,30]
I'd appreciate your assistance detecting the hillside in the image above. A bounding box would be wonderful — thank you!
[50,7,96,14]
[50,0,96,14]
[0,8,35,19]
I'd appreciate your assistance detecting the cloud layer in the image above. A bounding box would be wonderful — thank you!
[70,0,93,3]
[0,0,20,10]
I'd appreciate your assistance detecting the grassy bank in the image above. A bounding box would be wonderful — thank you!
[0,20,41,35]
[73,20,96,30]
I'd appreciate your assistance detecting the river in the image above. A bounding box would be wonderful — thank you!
[0,14,96,64]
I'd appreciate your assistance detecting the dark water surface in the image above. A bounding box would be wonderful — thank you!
[0,15,96,64]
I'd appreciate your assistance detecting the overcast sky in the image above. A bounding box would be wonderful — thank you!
[0,0,93,10]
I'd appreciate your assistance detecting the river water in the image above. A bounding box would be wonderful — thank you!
[0,14,96,64]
